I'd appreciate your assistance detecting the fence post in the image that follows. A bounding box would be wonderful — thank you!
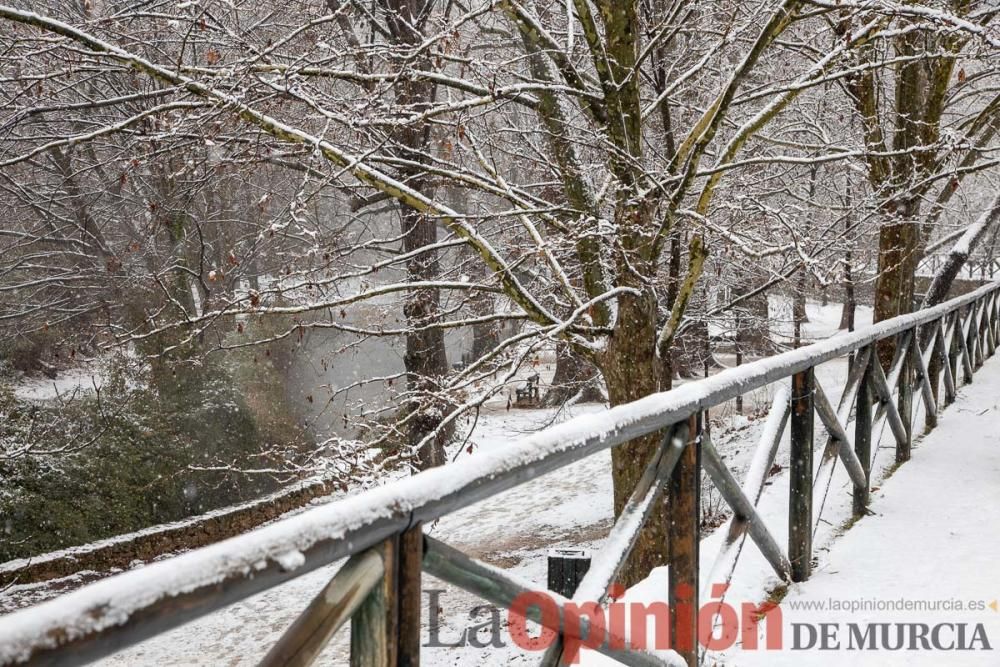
[972,299,984,369]
[350,525,423,667]
[937,319,955,407]
[924,320,942,426]
[987,293,998,355]
[789,369,814,582]
[964,304,977,382]
[993,291,1000,344]
[990,292,999,355]
[853,353,873,518]
[949,311,961,391]
[896,335,913,464]
[980,296,994,359]
[398,525,423,667]
[351,538,398,667]
[668,412,701,667]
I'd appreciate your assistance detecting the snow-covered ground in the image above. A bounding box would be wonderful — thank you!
[11,360,106,402]
[720,352,1000,666]
[88,403,618,667]
[10,298,983,667]
[767,295,873,347]
[60,300,874,666]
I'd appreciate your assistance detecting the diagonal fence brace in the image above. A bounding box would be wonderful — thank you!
[701,433,792,580]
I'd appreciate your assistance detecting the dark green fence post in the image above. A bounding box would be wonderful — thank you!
[973,299,985,369]
[668,412,701,667]
[350,525,423,667]
[789,369,814,582]
[938,319,956,406]
[983,295,994,357]
[896,335,913,464]
[993,292,1000,346]
[351,537,398,667]
[949,311,961,392]
[964,304,977,383]
[853,352,873,518]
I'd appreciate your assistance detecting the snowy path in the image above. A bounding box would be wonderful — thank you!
[720,352,1000,666]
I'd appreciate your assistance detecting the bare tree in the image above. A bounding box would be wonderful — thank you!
[0,0,997,583]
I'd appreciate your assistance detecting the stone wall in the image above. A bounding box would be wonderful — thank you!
[0,477,335,587]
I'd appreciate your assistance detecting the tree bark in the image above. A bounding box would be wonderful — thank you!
[733,274,771,356]
[602,289,670,587]
[793,272,808,348]
[663,233,683,385]
[872,26,955,366]
[839,208,856,331]
[401,209,452,470]
[873,205,921,367]
[379,0,452,470]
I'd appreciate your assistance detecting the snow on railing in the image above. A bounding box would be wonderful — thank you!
[1,281,999,667]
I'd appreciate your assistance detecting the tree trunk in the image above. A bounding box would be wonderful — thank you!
[663,233,683,386]
[602,290,671,587]
[873,205,921,367]
[733,275,771,356]
[401,209,452,470]
[543,343,603,406]
[839,275,856,331]
[839,207,856,330]
[793,272,808,348]
[379,0,452,470]
[470,292,500,363]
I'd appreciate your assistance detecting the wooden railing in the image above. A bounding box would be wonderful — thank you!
[918,253,1000,280]
[2,281,999,667]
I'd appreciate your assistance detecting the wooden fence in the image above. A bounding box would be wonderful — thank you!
[2,281,999,667]
[918,253,1000,280]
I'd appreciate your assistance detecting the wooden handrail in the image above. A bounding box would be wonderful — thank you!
[1,281,998,667]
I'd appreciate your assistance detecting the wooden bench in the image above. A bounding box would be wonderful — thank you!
[514,373,540,407]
